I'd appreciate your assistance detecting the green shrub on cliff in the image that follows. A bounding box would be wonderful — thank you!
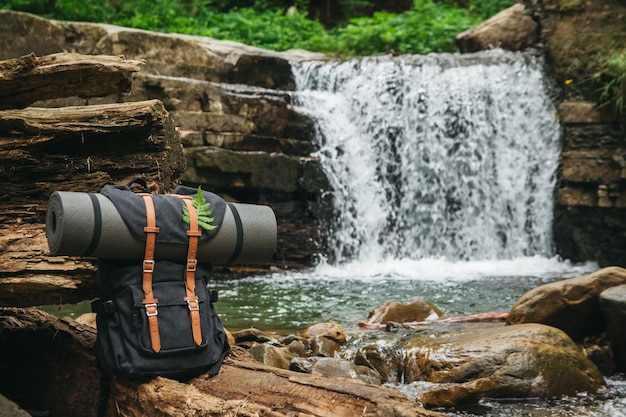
[0,0,513,56]
[596,51,626,114]
[315,2,480,55]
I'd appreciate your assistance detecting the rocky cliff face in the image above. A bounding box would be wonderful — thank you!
[528,0,626,266]
[0,10,329,270]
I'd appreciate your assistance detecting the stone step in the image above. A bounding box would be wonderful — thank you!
[183,147,324,195]
[178,129,315,156]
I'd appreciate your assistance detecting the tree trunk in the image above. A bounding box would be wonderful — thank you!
[0,307,446,417]
[0,52,144,110]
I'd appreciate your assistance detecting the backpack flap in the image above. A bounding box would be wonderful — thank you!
[130,280,210,354]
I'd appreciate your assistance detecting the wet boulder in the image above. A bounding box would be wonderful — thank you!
[600,284,626,371]
[301,322,346,344]
[403,323,605,407]
[507,266,626,341]
[352,341,405,383]
[309,357,382,386]
[249,344,297,370]
[286,339,309,357]
[231,328,279,349]
[364,300,442,325]
[310,335,342,357]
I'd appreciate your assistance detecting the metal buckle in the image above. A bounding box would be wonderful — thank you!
[144,303,158,316]
[186,259,197,272]
[186,299,200,311]
[143,259,155,273]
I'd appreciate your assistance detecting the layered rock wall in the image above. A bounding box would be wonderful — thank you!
[527,0,626,266]
[0,10,327,269]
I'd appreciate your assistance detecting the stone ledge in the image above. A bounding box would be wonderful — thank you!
[558,100,617,124]
[558,185,626,208]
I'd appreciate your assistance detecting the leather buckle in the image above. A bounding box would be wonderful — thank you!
[144,303,158,316]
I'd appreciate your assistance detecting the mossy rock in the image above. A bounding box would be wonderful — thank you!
[403,323,605,407]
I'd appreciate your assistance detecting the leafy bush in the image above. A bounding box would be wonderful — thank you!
[0,0,514,56]
[318,1,482,56]
[195,8,328,52]
[596,51,626,114]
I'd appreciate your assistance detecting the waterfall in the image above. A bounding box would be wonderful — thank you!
[292,50,561,264]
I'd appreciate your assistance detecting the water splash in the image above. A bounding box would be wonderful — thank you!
[293,50,561,264]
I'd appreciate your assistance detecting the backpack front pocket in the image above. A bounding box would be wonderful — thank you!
[131,280,209,355]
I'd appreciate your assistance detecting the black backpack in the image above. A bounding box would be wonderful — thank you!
[91,181,230,380]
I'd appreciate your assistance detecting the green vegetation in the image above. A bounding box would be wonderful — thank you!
[0,0,514,56]
[596,51,626,114]
[310,3,480,56]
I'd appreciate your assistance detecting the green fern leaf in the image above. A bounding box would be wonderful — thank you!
[182,186,217,231]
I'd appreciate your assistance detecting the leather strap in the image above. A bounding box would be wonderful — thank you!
[178,196,203,347]
[140,194,161,353]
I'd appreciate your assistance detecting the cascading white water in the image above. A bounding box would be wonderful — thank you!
[292,50,561,264]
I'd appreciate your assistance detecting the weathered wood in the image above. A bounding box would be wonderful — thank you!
[109,359,447,417]
[0,223,96,307]
[0,52,144,109]
[0,307,100,417]
[0,308,447,417]
[0,98,184,306]
[0,99,185,225]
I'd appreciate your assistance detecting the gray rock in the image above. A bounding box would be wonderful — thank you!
[286,339,309,357]
[600,284,626,371]
[232,328,278,344]
[301,322,346,344]
[290,356,319,373]
[183,147,302,193]
[353,343,404,383]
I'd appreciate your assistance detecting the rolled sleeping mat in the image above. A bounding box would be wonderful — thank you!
[46,191,276,264]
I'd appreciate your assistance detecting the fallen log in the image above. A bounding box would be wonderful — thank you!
[0,99,184,306]
[357,312,510,329]
[0,223,96,307]
[0,99,184,224]
[0,52,144,110]
[0,307,100,417]
[0,307,447,417]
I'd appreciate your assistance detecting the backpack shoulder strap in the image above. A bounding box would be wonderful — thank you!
[140,193,161,353]
[177,195,203,347]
